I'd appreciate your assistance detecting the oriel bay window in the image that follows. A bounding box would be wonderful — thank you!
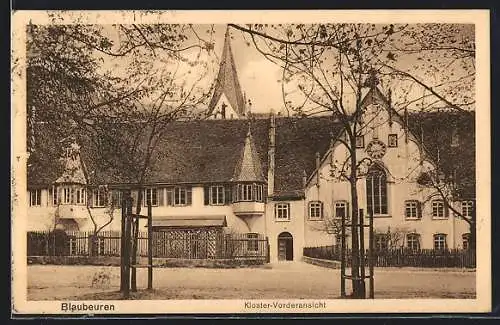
[366,164,388,216]
[75,188,86,205]
[234,183,264,202]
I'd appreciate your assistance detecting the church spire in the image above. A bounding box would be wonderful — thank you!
[208,27,246,119]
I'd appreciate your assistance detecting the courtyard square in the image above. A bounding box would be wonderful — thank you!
[27,262,476,300]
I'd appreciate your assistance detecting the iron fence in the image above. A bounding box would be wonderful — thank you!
[303,245,476,268]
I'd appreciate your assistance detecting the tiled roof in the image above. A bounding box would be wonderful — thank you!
[231,128,266,182]
[27,111,475,199]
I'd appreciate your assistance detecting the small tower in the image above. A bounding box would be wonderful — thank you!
[208,27,246,119]
[53,140,88,229]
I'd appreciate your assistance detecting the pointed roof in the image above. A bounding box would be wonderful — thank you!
[55,142,87,185]
[208,27,246,117]
[231,125,265,182]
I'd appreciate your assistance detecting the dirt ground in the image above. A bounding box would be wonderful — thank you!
[27,262,476,300]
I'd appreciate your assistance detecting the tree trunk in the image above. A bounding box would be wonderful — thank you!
[349,145,365,298]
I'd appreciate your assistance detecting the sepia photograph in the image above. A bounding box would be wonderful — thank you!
[11,10,491,314]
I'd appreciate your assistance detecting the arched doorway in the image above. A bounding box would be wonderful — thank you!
[277,232,293,261]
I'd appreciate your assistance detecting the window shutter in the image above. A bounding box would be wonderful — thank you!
[166,188,173,206]
[204,186,210,205]
[48,188,53,207]
[158,188,165,206]
[131,191,138,207]
[320,201,324,218]
[444,202,449,218]
[417,201,422,219]
[186,187,192,205]
[274,204,277,219]
[233,185,238,202]
[224,186,232,205]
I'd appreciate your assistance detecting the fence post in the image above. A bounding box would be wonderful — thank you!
[147,202,153,290]
[266,236,270,263]
[120,194,127,292]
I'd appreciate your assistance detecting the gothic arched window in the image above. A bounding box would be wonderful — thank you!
[366,164,388,215]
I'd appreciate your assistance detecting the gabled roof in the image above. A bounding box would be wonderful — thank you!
[207,28,246,117]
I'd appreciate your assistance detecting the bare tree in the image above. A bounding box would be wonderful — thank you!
[26,22,217,290]
[228,23,474,298]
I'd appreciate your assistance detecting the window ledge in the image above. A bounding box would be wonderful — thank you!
[405,217,422,221]
[372,214,391,218]
[308,218,324,221]
[432,217,448,220]
[275,219,291,222]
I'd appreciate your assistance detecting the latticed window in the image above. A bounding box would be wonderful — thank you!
[75,188,86,205]
[255,184,263,202]
[335,201,348,220]
[174,187,191,206]
[30,189,41,206]
[433,233,447,250]
[432,200,446,219]
[405,200,420,219]
[366,165,388,215]
[210,186,225,205]
[461,200,474,218]
[308,201,323,219]
[145,188,158,206]
[235,183,264,202]
[406,233,421,250]
[247,233,259,252]
[92,188,107,207]
[275,203,290,221]
[63,187,73,205]
[237,184,253,201]
[166,187,192,206]
[374,234,388,251]
[50,186,58,206]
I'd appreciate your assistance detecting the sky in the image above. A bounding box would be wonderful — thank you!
[199,24,285,114]
[96,23,475,115]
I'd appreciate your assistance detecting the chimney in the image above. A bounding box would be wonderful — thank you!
[267,111,276,197]
[247,99,252,117]
[302,170,307,189]
[315,151,321,187]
